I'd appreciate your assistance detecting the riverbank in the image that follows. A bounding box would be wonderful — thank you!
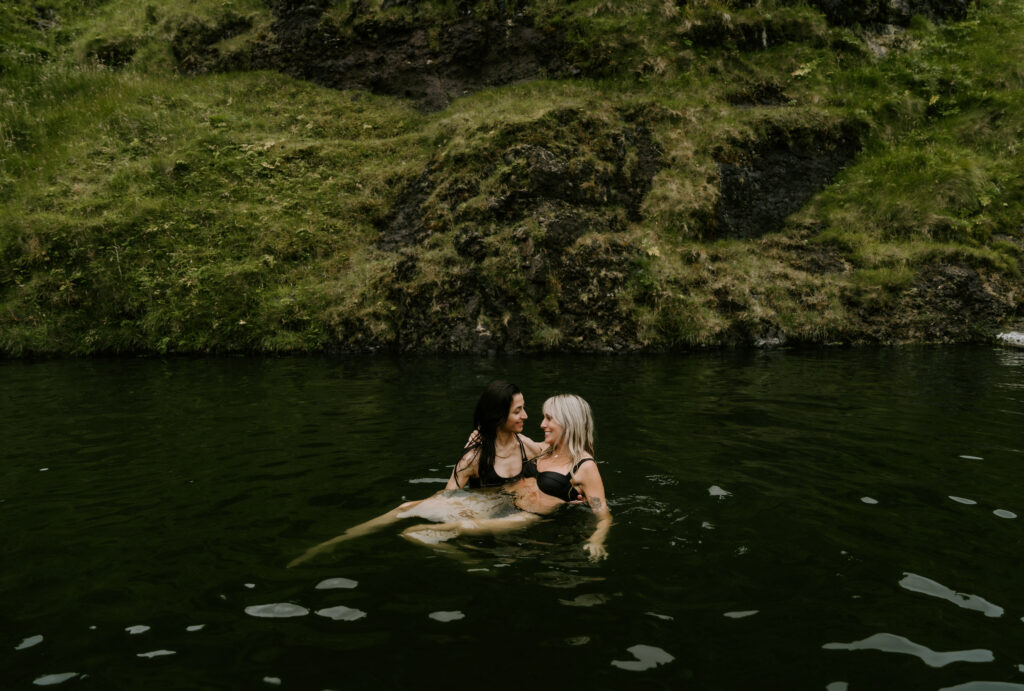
[2,0,1022,355]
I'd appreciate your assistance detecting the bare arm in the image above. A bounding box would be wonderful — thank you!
[574,460,611,561]
[446,446,479,490]
[518,435,548,460]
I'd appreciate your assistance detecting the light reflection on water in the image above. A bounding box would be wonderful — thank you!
[3,347,1024,688]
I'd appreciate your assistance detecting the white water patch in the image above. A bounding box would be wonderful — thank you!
[860,497,879,505]
[701,522,715,530]
[724,610,759,619]
[428,611,464,622]
[559,594,611,608]
[611,644,675,671]
[960,455,984,461]
[263,678,282,686]
[32,673,78,686]
[566,636,590,646]
[186,625,205,632]
[941,684,1024,691]
[125,625,150,635]
[826,684,849,691]
[950,496,978,505]
[137,650,176,658]
[244,603,309,618]
[315,577,358,590]
[646,612,674,621]
[316,605,367,621]
[994,509,1017,519]
[708,485,732,499]
[823,633,993,667]
[899,573,1003,617]
[408,477,449,484]
[16,634,43,650]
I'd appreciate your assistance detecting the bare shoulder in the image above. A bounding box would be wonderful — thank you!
[575,457,603,481]
[519,435,547,458]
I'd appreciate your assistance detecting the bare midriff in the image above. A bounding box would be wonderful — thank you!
[504,478,563,515]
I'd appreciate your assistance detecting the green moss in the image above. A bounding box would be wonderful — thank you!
[2,0,1024,354]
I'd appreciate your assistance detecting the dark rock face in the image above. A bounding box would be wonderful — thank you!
[712,119,865,239]
[849,261,1018,343]
[172,12,254,74]
[173,2,566,111]
[268,15,564,111]
[373,107,664,351]
[379,108,664,251]
[809,0,972,26]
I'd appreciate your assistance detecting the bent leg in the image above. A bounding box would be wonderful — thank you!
[288,499,424,567]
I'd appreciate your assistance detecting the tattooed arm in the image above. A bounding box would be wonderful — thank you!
[574,460,612,561]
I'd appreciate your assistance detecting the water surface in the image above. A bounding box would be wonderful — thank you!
[3,348,1024,689]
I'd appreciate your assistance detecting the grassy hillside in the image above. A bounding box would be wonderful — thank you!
[1,0,1022,355]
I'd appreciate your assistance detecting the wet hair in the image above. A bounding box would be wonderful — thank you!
[454,381,522,487]
[541,394,594,469]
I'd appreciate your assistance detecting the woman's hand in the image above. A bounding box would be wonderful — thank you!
[583,540,608,562]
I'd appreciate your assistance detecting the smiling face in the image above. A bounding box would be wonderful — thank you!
[500,393,527,435]
[540,406,564,449]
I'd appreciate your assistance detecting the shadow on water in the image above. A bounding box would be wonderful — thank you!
[3,348,1024,688]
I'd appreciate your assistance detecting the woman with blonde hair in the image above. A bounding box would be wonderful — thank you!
[405,393,612,561]
[289,392,611,566]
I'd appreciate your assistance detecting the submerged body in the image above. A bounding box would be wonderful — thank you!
[288,391,610,566]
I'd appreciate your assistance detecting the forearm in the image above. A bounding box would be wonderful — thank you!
[587,511,612,545]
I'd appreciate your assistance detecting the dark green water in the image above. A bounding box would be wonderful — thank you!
[3,348,1024,690]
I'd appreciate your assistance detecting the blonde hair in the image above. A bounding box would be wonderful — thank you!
[542,394,594,465]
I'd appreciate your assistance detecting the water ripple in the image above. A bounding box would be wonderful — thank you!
[611,644,675,671]
[899,573,1003,617]
[244,603,309,618]
[823,633,993,667]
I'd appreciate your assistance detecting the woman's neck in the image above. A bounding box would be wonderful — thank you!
[495,429,517,447]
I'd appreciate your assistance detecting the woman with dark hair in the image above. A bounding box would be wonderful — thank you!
[447,380,543,489]
[287,381,543,567]
[404,393,611,561]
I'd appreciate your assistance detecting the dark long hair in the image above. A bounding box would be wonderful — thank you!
[455,380,521,487]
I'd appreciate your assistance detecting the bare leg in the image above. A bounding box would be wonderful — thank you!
[401,512,544,544]
[287,499,424,567]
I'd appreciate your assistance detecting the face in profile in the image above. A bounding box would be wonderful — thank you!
[540,407,564,448]
[501,393,527,435]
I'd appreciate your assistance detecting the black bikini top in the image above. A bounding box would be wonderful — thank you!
[523,457,594,502]
[467,434,528,488]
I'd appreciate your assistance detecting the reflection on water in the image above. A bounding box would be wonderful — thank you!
[823,632,994,668]
[3,347,1024,688]
[900,572,1004,618]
